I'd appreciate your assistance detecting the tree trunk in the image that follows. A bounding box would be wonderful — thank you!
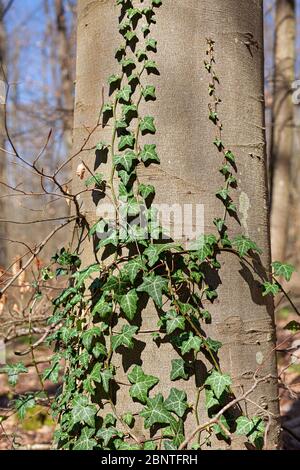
[55,0,74,153]
[72,0,279,449]
[270,0,295,263]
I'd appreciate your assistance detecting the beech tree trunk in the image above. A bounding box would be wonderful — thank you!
[72,0,279,449]
[270,0,295,263]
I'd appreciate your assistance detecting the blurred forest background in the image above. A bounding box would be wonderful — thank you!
[0,0,300,450]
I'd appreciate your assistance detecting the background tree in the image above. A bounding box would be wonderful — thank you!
[270,0,295,263]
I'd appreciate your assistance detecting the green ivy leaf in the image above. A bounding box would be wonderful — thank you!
[262,282,280,297]
[138,183,155,199]
[122,412,134,427]
[73,427,97,451]
[122,257,145,283]
[128,365,159,403]
[170,358,188,381]
[179,332,202,355]
[146,38,157,51]
[0,363,28,387]
[85,173,103,188]
[120,290,139,321]
[205,370,232,399]
[100,368,114,393]
[111,325,138,351]
[165,388,188,418]
[284,320,300,333]
[272,261,296,282]
[205,389,219,410]
[117,85,132,102]
[140,394,175,429]
[71,396,97,428]
[137,274,168,307]
[82,326,106,351]
[140,116,156,134]
[140,144,160,164]
[118,134,135,151]
[142,85,156,100]
[232,235,262,257]
[74,264,101,287]
[113,151,136,172]
[15,395,35,419]
[97,427,120,447]
[108,74,121,86]
[165,310,185,334]
[145,60,159,73]
[144,441,157,450]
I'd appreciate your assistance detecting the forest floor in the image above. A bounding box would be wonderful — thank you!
[0,310,300,450]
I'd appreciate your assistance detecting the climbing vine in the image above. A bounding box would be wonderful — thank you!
[1,0,298,451]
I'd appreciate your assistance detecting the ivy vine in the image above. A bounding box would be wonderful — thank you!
[1,0,297,451]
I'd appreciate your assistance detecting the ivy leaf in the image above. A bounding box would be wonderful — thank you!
[74,264,101,287]
[204,337,222,353]
[284,320,300,333]
[122,412,134,427]
[205,370,232,399]
[123,257,145,283]
[120,58,136,71]
[0,363,28,386]
[213,414,229,438]
[118,134,135,151]
[225,150,236,164]
[145,60,159,74]
[232,235,262,257]
[140,116,156,134]
[128,365,159,404]
[120,290,139,321]
[114,439,140,450]
[170,358,188,381]
[117,85,132,103]
[165,310,185,334]
[15,395,35,419]
[90,363,102,384]
[100,368,114,393]
[144,441,157,450]
[142,85,156,100]
[137,274,168,307]
[85,173,103,188]
[164,440,177,450]
[124,30,138,42]
[118,169,132,186]
[272,261,295,282]
[143,243,177,267]
[146,38,157,51]
[73,427,97,451]
[113,151,136,172]
[152,0,163,6]
[235,416,255,436]
[205,389,219,410]
[108,74,121,86]
[216,187,229,201]
[71,396,97,427]
[140,394,175,429]
[111,325,138,351]
[165,388,188,418]
[262,281,280,297]
[82,326,105,351]
[138,183,155,199]
[97,426,120,447]
[179,332,202,355]
[140,144,160,164]
[92,295,113,319]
